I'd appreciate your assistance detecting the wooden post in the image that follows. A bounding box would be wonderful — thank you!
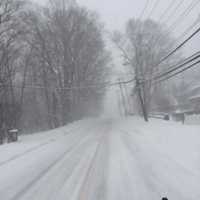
[117,91,123,117]
[123,79,132,114]
[136,79,148,122]
[119,79,127,116]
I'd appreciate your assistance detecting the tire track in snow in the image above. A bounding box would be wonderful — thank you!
[0,125,87,167]
[119,130,164,199]
[15,122,110,200]
[121,129,200,178]
[0,139,56,167]
[119,129,191,200]
[55,132,108,200]
[52,141,101,200]
[7,124,103,200]
[16,132,103,200]
[76,126,110,200]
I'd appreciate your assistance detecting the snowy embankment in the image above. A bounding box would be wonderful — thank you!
[104,117,200,200]
[119,117,200,173]
[0,119,93,166]
[0,117,200,200]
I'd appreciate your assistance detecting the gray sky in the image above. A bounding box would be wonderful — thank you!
[77,0,200,54]
[33,0,200,54]
[33,0,200,30]
[77,0,200,33]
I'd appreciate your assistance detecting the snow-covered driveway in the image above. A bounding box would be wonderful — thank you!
[0,117,200,200]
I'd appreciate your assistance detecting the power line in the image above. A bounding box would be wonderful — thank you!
[139,0,150,19]
[0,78,136,91]
[167,0,200,33]
[157,25,200,66]
[164,51,200,71]
[141,51,200,84]
[111,13,200,91]
[162,0,185,24]
[146,0,160,19]
[109,77,136,87]
[0,83,109,91]
[154,0,198,50]
[153,52,200,81]
[153,59,200,84]
[137,1,200,71]
[177,15,200,41]
[159,0,176,22]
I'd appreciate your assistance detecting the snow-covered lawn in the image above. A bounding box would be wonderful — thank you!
[186,114,200,125]
[0,117,200,200]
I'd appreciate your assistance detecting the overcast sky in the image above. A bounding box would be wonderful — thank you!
[33,0,200,55]
[77,0,199,30]
[33,0,200,30]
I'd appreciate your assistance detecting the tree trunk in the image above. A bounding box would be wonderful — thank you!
[137,80,148,122]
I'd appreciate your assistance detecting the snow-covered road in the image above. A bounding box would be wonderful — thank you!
[0,117,200,200]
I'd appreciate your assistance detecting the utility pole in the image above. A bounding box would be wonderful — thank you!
[122,58,148,121]
[123,79,132,114]
[117,90,123,117]
[118,78,127,116]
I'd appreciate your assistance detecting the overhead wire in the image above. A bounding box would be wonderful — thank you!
[135,0,200,69]
[146,0,160,19]
[156,25,200,66]
[154,0,199,52]
[156,51,200,76]
[152,59,200,84]
[139,0,150,20]
[176,15,200,41]
[159,0,177,22]
[167,0,200,33]
[162,0,186,24]
[139,51,200,85]
[115,1,200,89]
[0,77,136,91]
[152,51,200,81]
[109,0,200,91]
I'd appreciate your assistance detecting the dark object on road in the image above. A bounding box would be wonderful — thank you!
[162,197,168,200]
[7,129,18,143]
[164,115,170,121]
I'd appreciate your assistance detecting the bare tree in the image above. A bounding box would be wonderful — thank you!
[0,0,27,142]
[16,1,110,131]
[0,0,110,136]
[112,19,178,121]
